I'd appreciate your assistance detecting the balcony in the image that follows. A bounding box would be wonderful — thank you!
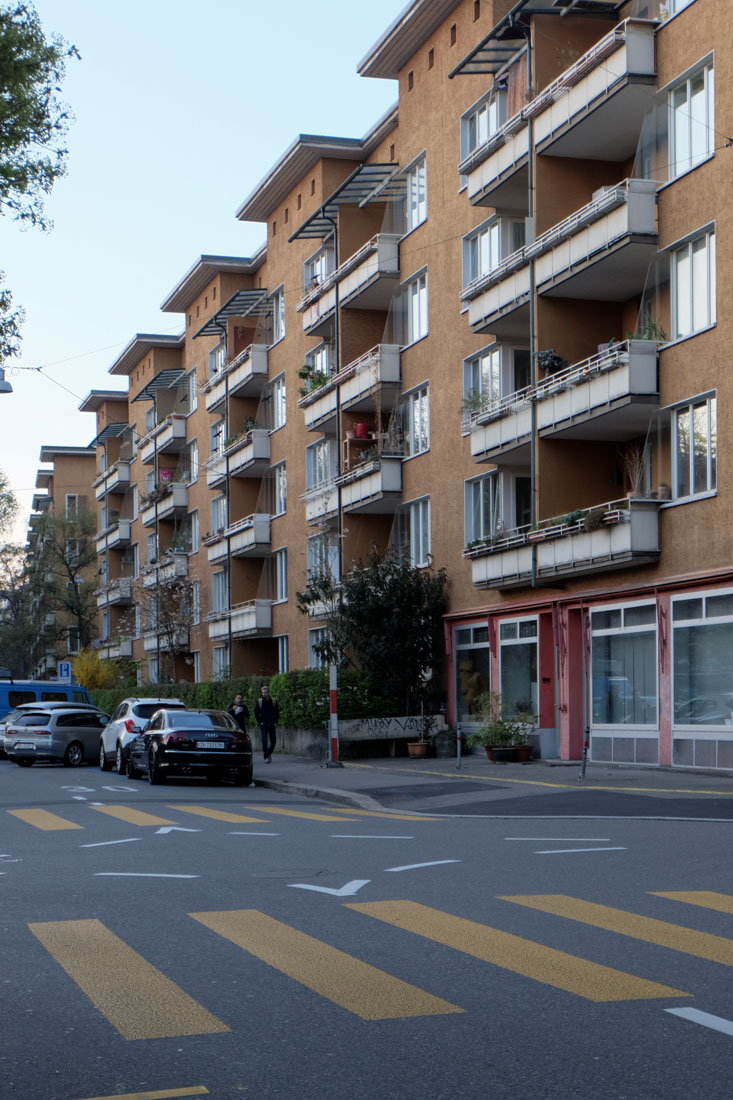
[464,179,657,336]
[142,550,188,588]
[140,414,187,465]
[338,233,401,310]
[205,514,271,564]
[205,599,272,640]
[141,481,188,527]
[143,626,190,654]
[462,20,656,211]
[96,577,134,607]
[202,345,269,412]
[205,430,271,488]
[469,340,658,464]
[95,518,132,552]
[465,498,660,590]
[299,376,339,433]
[94,460,131,501]
[302,481,339,526]
[339,456,403,515]
[301,283,337,337]
[97,637,133,660]
[340,344,401,414]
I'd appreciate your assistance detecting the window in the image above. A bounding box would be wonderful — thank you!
[271,374,286,430]
[212,569,228,613]
[148,657,159,685]
[67,627,80,653]
[274,548,287,602]
[191,581,200,625]
[673,395,716,498]
[405,155,427,232]
[397,270,428,346]
[210,419,225,457]
[307,533,340,581]
[306,439,335,491]
[672,230,715,339]
[409,497,430,567]
[191,651,201,680]
[65,494,79,518]
[271,288,285,344]
[181,369,197,414]
[145,406,156,433]
[463,217,525,287]
[209,341,226,378]
[308,628,328,669]
[670,61,713,179]
[591,603,658,726]
[211,495,227,532]
[100,610,109,641]
[463,345,530,416]
[304,245,334,290]
[146,532,157,563]
[403,385,429,457]
[182,510,198,554]
[213,645,229,681]
[465,473,501,545]
[454,624,490,724]
[461,90,507,160]
[146,470,156,496]
[306,342,334,379]
[132,484,138,521]
[665,0,695,13]
[672,589,733,727]
[180,440,198,484]
[273,462,287,515]
[499,618,537,720]
[277,635,289,673]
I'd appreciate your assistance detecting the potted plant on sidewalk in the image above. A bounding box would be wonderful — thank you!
[466,691,535,763]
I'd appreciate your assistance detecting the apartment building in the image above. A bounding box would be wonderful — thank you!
[65,0,730,770]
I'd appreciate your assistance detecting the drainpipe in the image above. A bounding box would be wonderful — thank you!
[321,213,343,582]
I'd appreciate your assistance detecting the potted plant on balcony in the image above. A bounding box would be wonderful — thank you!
[535,348,568,376]
[466,691,535,763]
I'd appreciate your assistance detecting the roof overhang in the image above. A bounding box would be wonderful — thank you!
[450,0,624,78]
[108,334,184,377]
[131,369,185,403]
[78,389,128,413]
[358,0,463,79]
[193,288,272,340]
[89,422,129,448]
[39,446,95,462]
[289,162,400,242]
[236,107,398,224]
[160,252,266,313]
[35,470,52,490]
[32,493,51,511]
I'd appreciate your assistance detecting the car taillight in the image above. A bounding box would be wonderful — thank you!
[232,730,251,746]
[125,719,135,733]
[163,732,189,746]
[6,728,17,736]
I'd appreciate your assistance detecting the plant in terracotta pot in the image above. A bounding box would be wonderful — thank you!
[466,691,535,763]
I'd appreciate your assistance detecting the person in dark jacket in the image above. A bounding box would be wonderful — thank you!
[254,684,279,762]
[226,693,250,733]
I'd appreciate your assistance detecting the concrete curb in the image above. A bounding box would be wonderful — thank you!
[254,777,387,812]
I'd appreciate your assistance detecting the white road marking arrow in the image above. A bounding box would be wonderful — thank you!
[288,879,371,896]
[155,826,201,834]
[385,860,461,873]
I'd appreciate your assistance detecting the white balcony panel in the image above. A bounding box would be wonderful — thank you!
[302,384,338,433]
[303,285,336,336]
[229,430,271,478]
[470,403,533,464]
[98,638,133,660]
[96,519,132,552]
[140,415,187,464]
[207,600,272,641]
[338,234,401,310]
[341,458,402,515]
[204,345,269,411]
[340,345,401,413]
[470,501,660,590]
[96,578,133,607]
[468,265,531,334]
[466,128,529,210]
[142,552,188,587]
[143,626,190,653]
[206,515,271,563]
[304,484,338,525]
[95,461,131,501]
[141,482,188,527]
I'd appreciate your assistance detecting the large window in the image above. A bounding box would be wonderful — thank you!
[499,618,537,719]
[307,532,340,581]
[673,590,733,726]
[304,245,334,290]
[409,497,431,567]
[213,645,229,682]
[273,462,287,515]
[465,473,501,545]
[591,603,658,726]
[271,287,285,344]
[270,374,286,430]
[462,217,525,287]
[673,395,716,498]
[672,230,715,339]
[463,345,531,415]
[455,623,490,724]
[405,154,427,232]
[274,548,287,602]
[308,628,328,669]
[403,385,429,457]
[398,270,428,346]
[212,569,228,613]
[670,61,713,179]
[277,635,289,673]
[181,369,197,414]
[210,419,225,457]
[306,439,335,491]
[209,341,226,378]
[211,495,227,532]
[461,90,507,160]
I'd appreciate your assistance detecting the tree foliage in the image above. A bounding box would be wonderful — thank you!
[297,547,449,715]
[31,505,98,649]
[71,647,117,691]
[0,466,17,536]
[0,541,35,676]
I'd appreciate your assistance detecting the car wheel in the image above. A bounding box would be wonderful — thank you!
[16,759,33,767]
[115,743,126,774]
[126,754,139,780]
[148,753,164,785]
[64,742,84,767]
[99,741,112,771]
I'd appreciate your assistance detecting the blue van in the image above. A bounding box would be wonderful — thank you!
[0,680,92,721]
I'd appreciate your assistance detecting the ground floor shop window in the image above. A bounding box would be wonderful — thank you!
[454,624,490,724]
[591,603,657,726]
[672,590,733,725]
[499,618,537,717]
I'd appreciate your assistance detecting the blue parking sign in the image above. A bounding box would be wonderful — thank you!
[57,661,72,683]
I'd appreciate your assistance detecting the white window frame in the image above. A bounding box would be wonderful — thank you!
[671,586,733,733]
[671,228,715,340]
[212,568,229,613]
[274,547,287,603]
[498,616,539,722]
[403,384,429,457]
[307,532,340,582]
[209,341,226,378]
[212,645,230,682]
[400,269,428,347]
[148,657,159,685]
[589,600,658,730]
[211,495,227,532]
[672,393,717,500]
[304,244,334,290]
[462,216,525,288]
[460,88,507,161]
[65,494,79,518]
[271,287,285,345]
[182,369,198,415]
[277,635,289,673]
[191,581,200,625]
[273,462,287,516]
[306,438,336,491]
[271,374,286,430]
[405,153,427,233]
[465,472,501,545]
[210,419,225,457]
[409,497,431,568]
[669,58,713,180]
[191,651,201,681]
[308,628,328,669]
[67,627,81,653]
[131,484,138,521]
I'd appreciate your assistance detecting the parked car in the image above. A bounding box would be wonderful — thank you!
[0,680,92,721]
[4,706,110,767]
[99,697,186,773]
[1,701,103,760]
[126,708,253,786]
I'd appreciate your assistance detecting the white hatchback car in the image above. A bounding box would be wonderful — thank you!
[99,697,186,773]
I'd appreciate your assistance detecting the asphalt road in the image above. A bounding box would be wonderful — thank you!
[2,759,733,1100]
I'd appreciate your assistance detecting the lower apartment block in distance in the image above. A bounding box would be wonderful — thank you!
[61,0,729,772]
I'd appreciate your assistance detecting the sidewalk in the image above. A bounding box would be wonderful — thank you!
[253,751,733,819]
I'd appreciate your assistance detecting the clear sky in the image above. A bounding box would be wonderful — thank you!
[0,0,401,541]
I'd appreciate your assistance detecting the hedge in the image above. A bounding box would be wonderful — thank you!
[90,668,398,728]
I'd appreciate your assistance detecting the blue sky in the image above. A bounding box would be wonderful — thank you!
[1,0,400,539]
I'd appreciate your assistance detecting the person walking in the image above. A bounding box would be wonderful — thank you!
[254,683,278,763]
[226,692,250,733]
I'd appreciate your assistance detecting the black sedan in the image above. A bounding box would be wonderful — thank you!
[126,708,253,786]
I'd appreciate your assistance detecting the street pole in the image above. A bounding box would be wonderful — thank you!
[325,661,343,768]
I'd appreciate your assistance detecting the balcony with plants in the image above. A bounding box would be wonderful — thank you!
[140,480,188,527]
[205,426,271,487]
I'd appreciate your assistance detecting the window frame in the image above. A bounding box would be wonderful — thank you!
[270,286,285,345]
[671,392,717,500]
[408,496,431,568]
[273,461,287,516]
[460,88,507,162]
[399,268,428,348]
[404,152,427,234]
[274,547,288,603]
[671,227,716,341]
[270,373,287,431]
[403,383,430,458]
[589,600,659,729]
[669,57,714,181]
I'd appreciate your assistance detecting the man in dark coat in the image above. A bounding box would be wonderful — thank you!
[226,693,250,732]
[254,684,279,762]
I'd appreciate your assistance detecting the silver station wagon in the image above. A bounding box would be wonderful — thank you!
[4,706,110,767]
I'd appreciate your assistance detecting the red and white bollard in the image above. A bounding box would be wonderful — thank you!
[326,662,343,768]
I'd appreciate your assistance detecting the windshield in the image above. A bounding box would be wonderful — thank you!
[166,712,236,730]
[10,713,52,728]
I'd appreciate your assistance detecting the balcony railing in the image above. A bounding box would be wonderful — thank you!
[142,550,188,587]
[205,514,272,563]
[94,460,131,501]
[143,626,190,653]
[340,344,401,412]
[95,518,132,552]
[140,414,187,464]
[141,481,188,527]
[203,344,269,411]
[337,456,403,515]
[465,498,660,590]
[205,599,272,640]
[205,429,271,487]
[96,637,133,660]
[96,577,134,607]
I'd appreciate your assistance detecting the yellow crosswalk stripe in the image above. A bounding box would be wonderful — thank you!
[28,919,229,1040]
[255,806,357,822]
[330,808,441,822]
[651,891,733,915]
[350,900,688,1003]
[190,908,463,1020]
[8,808,83,831]
[89,806,178,826]
[76,1088,208,1099]
[166,805,271,824]
[502,894,733,966]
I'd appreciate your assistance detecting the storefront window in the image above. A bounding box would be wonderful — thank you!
[591,603,657,725]
[672,590,733,725]
[499,618,537,718]
[454,625,490,724]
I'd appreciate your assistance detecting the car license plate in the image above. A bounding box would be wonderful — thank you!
[197,740,225,749]
[16,743,35,750]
